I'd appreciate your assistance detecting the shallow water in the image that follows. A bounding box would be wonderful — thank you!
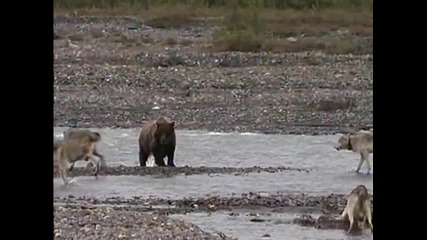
[53,128,373,239]
[171,211,373,240]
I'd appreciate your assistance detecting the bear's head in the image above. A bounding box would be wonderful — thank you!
[154,117,175,145]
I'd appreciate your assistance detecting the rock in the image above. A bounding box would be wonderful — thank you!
[286,37,298,42]
[250,218,267,223]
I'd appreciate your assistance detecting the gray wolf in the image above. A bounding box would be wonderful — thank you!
[341,184,373,234]
[54,131,101,186]
[62,128,106,171]
[335,132,373,174]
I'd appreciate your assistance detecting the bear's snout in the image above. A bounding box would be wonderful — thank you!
[159,136,168,145]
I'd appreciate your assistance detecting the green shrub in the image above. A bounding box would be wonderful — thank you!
[212,5,264,52]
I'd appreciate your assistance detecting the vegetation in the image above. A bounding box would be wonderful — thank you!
[54,0,373,54]
[54,0,372,11]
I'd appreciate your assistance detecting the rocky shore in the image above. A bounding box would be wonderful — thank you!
[54,193,373,236]
[54,193,373,215]
[54,15,373,135]
[68,165,310,177]
[54,206,235,240]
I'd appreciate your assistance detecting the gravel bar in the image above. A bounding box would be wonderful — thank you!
[68,165,311,177]
[54,206,236,240]
[54,193,373,215]
[54,16,373,135]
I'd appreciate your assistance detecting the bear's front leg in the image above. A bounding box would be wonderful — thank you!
[139,148,150,167]
[166,149,176,167]
[153,151,167,167]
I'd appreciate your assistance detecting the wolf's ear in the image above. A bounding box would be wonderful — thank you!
[92,132,101,139]
[170,121,175,128]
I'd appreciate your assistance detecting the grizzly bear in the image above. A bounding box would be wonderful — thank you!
[138,117,176,167]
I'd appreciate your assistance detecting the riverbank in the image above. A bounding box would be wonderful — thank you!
[54,16,372,135]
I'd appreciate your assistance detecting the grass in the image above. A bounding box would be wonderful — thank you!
[54,0,373,54]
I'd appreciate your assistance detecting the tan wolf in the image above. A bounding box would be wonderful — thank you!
[62,128,106,171]
[341,185,373,234]
[54,131,101,186]
[335,132,373,174]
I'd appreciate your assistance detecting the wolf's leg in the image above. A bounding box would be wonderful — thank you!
[347,209,355,233]
[86,153,100,178]
[68,162,75,171]
[355,154,364,173]
[363,200,373,232]
[362,152,371,175]
[58,154,70,186]
[93,149,107,169]
[86,149,106,169]
[90,158,100,179]
[60,168,69,186]
[341,206,348,218]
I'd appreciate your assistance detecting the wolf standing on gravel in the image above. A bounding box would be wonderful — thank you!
[335,132,373,174]
[138,117,176,167]
[59,128,107,171]
[54,131,102,186]
[341,184,373,234]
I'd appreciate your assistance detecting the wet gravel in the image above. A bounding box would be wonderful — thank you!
[68,165,311,177]
[54,16,373,135]
[53,194,373,234]
[293,214,350,230]
[54,206,236,240]
[53,193,373,215]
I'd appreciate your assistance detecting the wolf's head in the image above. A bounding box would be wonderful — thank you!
[335,134,351,151]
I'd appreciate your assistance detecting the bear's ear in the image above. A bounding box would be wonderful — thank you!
[170,121,175,128]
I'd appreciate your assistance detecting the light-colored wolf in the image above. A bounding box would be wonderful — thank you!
[54,131,101,186]
[341,184,373,234]
[61,128,106,170]
[335,132,373,174]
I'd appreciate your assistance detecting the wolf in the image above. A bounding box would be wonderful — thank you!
[341,185,373,234]
[62,128,106,171]
[54,131,101,186]
[335,132,373,174]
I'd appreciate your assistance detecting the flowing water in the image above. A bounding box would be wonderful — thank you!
[53,128,373,240]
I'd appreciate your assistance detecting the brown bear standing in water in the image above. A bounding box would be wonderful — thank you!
[138,117,176,167]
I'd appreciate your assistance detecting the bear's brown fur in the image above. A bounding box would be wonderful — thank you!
[138,117,176,167]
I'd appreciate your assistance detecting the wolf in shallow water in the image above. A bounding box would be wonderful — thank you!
[54,131,101,186]
[60,128,106,171]
[335,132,373,174]
[341,184,373,234]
